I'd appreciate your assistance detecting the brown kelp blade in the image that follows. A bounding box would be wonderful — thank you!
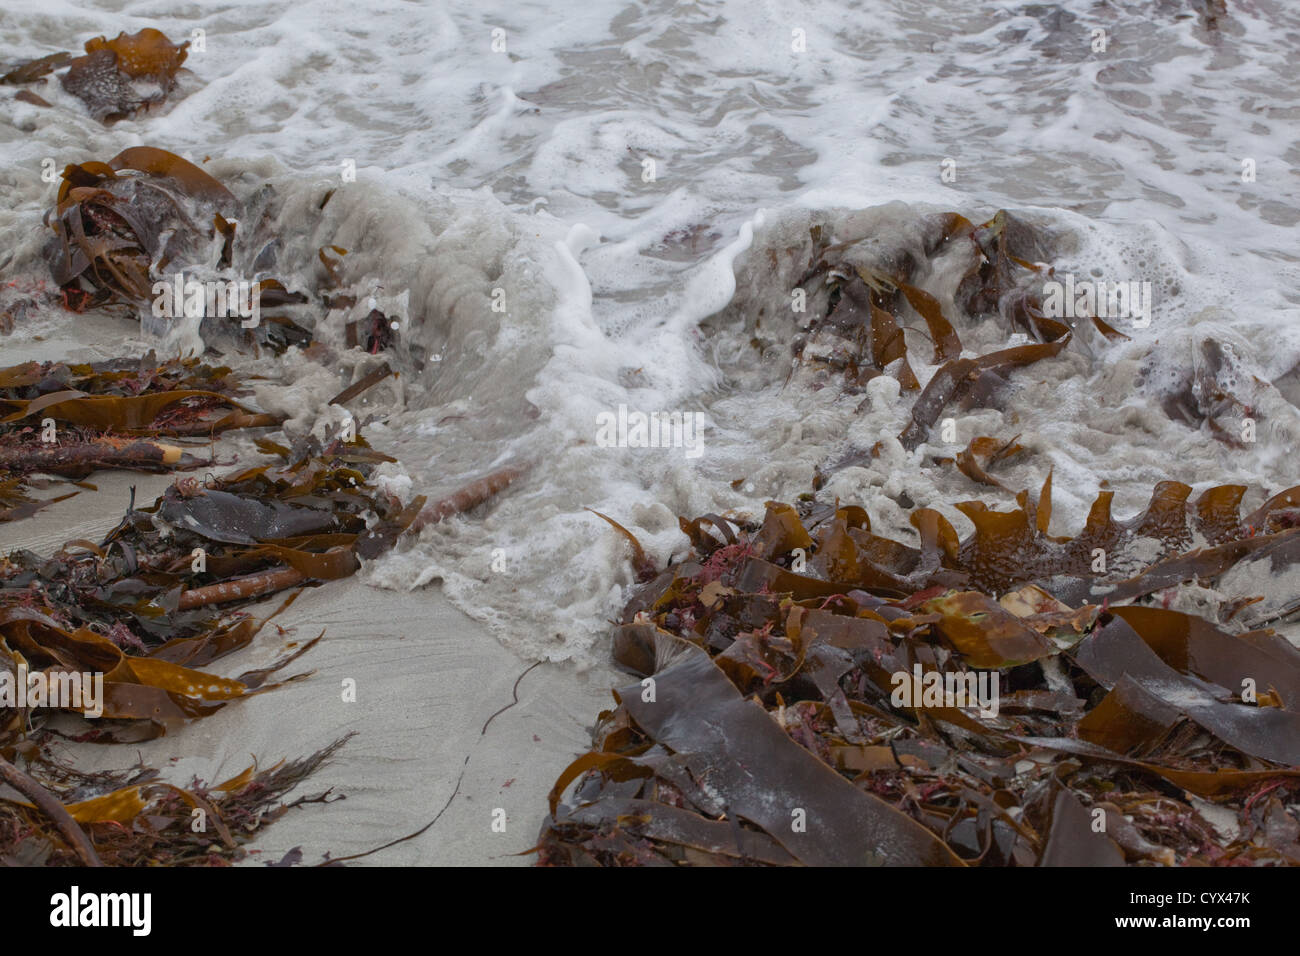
[46,147,313,352]
[61,29,189,123]
[612,647,963,866]
[2,425,426,865]
[0,355,281,524]
[540,483,1300,866]
[2,52,72,85]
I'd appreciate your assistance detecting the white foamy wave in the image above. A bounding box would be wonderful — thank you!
[2,0,1298,663]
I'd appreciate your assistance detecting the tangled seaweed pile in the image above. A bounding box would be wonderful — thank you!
[771,210,1113,456]
[0,86,536,859]
[721,204,1277,505]
[0,354,279,523]
[0,429,425,865]
[539,480,1300,866]
[44,145,318,352]
[0,359,522,865]
[3,28,190,122]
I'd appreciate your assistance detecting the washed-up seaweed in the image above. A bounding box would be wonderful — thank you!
[0,419,528,865]
[538,482,1300,866]
[1,52,72,86]
[795,209,1260,481]
[794,210,1087,375]
[0,736,350,866]
[48,145,232,308]
[1145,338,1260,448]
[0,354,279,523]
[1,29,189,123]
[3,29,189,124]
[1,429,420,651]
[45,146,313,352]
[937,434,1026,491]
[0,427,427,865]
[785,211,1128,487]
[62,29,189,123]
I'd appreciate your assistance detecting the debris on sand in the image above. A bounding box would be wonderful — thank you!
[0,427,426,864]
[539,482,1300,866]
[0,353,279,524]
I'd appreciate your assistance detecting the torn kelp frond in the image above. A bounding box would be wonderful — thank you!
[540,483,1300,866]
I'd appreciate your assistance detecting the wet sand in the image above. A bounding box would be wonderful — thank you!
[2,483,615,865]
[0,324,614,866]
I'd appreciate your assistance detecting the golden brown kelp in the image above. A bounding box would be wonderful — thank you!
[2,431,418,649]
[792,210,1074,385]
[48,147,236,310]
[793,208,1262,485]
[0,429,424,865]
[45,147,314,352]
[783,210,1136,490]
[540,483,1300,866]
[3,29,190,124]
[1,52,72,86]
[0,354,280,524]
[938,434,1026,491]
[0,736,351,866]
[62,29,189,123]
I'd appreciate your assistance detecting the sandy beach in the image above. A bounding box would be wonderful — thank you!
[0,315,616,867]
[3,0,1299,878]
[1,481,617,866]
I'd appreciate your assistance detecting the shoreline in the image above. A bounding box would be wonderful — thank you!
[0,324,615,867]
